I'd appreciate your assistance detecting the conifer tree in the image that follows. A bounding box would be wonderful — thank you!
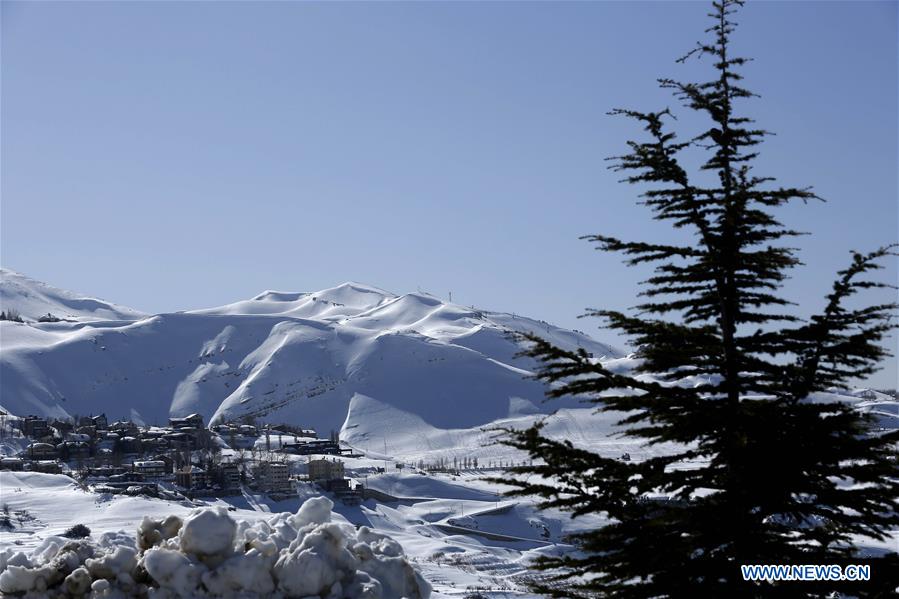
[494,2,899,597]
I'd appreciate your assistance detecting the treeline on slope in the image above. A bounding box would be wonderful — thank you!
[0,309,64,323]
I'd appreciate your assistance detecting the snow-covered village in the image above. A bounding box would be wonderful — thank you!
[1,1,897,598]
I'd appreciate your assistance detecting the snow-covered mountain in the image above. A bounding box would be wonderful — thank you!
[4,271,894,461]
[0,272,621,441]
[0,268,145,322]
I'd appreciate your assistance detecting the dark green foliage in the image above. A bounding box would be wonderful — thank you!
[63,523,91,539]
[491,2,899,597]
[0,309,24,322]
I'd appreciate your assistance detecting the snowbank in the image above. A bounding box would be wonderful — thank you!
[0,496,431,598]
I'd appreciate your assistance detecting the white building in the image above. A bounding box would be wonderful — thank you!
[176,465,207,490]
[308,458,345,481]
[255,462,291,493]
[133,460,166,479]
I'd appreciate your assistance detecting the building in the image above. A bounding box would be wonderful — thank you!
[0,457,24,471]
[322,477,362,504]
[211,463,241,491]
[109,421,139,437]
[92,414,108,430]
[142,437,169,452]
[75,425,97,439]
[85,465,127,479]
[169,414,203,430]
[66,432,92,443]
[133,460,167,479]
[175,466,207,491]
[23,417,50,439]
[255,462,291,493]
[25,442,58,460]
[162,432,192,448]
[117,436,141,454]
[308,458,345,481]
[29,460,62,474]
[57,441,90,460]
[110,471,143,483]
[150,454,175,475]
[50,419,74,436]
[283,439,344,456]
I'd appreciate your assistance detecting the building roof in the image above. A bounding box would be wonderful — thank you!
[27,442,56,450]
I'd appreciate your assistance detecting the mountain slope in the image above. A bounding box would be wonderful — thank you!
[0,272,620,438]
[0,268,145,322]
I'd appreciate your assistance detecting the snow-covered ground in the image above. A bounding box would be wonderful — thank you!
[0,469,587,597]
[2,271,896,595]
[0,472,431,597]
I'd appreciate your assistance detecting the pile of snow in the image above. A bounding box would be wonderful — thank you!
[0,496,430,598]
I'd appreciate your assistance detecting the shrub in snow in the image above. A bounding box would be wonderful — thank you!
[0,496,431,598]
[63,524,92,539]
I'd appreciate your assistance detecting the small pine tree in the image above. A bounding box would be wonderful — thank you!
[493,2,899,597]
[0,309,23,322]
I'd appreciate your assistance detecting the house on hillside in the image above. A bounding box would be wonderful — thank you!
[117,436,141,455]
[150,454,175,475]
[29,460,62,474]
[23,416,50,440]
[169,414,204,430]
[176,466,207,491]
[57,441,90,461]
[283,439,344,456]
[133,460,166,479]
[255,462,291,493]
[308,458,345,482]
[25,442,58,460]
[75,425,97,439]
[209,463,241,491]
[109,420,139,437]
[0,457,24,471]
[50,419,74,436]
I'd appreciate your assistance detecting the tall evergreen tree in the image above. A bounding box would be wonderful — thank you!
[494,2,899,597]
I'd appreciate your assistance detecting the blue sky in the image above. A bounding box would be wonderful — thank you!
[2,1,896,388]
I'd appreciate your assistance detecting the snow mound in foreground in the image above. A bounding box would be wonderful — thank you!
[0,497,431,599]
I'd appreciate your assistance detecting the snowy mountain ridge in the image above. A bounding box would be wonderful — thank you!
[2,270,894,462]
[0,268,145,322]
[0,270,621,449]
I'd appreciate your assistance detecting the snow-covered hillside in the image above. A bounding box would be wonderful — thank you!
[2,273,897,597]
[0,269,145,323]
[0,273,620,441]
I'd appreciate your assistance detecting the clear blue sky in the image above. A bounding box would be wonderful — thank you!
[2,1,896,388]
